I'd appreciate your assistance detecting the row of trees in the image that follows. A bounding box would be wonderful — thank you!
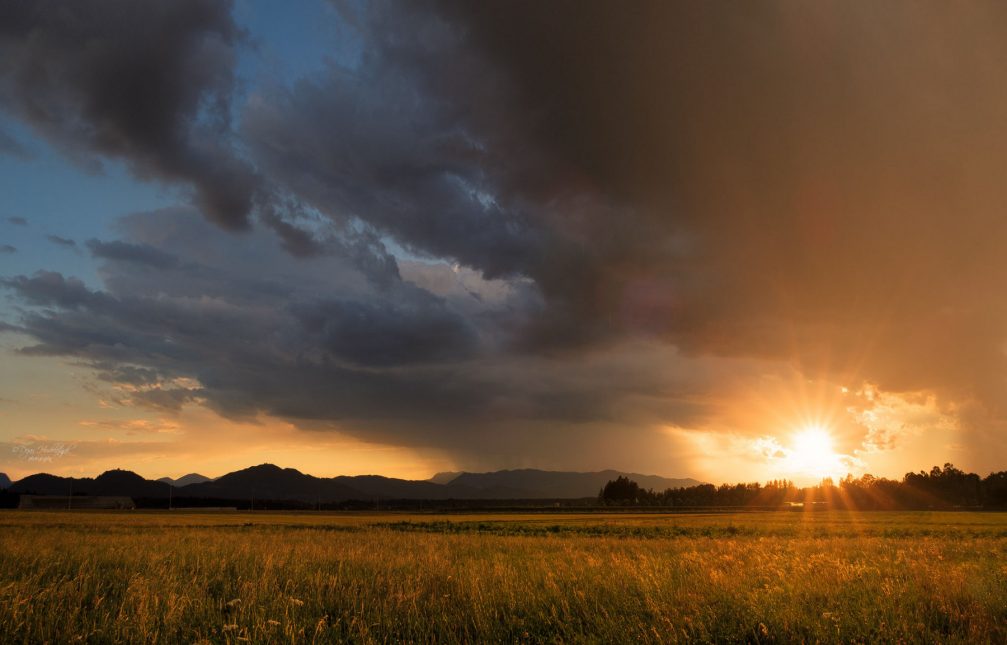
[599,464,1007,509]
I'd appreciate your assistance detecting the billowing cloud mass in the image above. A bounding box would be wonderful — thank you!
[0,0,255,228]
[1,208,725,471]
[3,1,1007,478]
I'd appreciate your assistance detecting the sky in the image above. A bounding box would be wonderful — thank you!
[0,1,1004,485]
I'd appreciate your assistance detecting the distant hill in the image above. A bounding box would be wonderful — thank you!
[0,472,10,489]
[428,471,462,485]
[446,469,703,499]
[11,469,170,498]
[7,464,703,504]
[333,474,450,500]
[157,473,212,487]
[180,464,363,502]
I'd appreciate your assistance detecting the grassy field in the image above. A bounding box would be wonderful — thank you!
[1,510,1006,643]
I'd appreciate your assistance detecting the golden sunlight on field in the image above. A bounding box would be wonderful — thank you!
[1,510,1006,643]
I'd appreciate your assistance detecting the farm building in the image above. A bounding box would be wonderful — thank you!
[18,495,135,510]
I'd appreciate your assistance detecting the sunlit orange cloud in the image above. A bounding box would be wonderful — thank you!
[667,367,964,486]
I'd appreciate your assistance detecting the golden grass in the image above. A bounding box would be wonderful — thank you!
[1,510,1006,643]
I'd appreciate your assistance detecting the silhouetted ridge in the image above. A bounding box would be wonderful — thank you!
[181,464,362,502]
[9,463,1007,510]
[93,469,168,497]
[10,472,83,496]
[10,469,169,498]
[7,464,703,505]
[428,471,462,485]
[157,473,211,487]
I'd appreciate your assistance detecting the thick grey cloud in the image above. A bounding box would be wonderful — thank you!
[243,69,546,282]
[2,271,100,309]
[1,208,713,467]
[0,0,256,228]
[240,3,653,352]
[423,1,1007,374]
[284,2,1007,406]
[293,298,477,367]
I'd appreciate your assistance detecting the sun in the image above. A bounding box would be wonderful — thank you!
[787,425,844,480]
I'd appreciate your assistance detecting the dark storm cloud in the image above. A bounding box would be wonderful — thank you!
[293,297,477,367]
[256,205,326,259]
[424,1,1007,364]
[1,209,712,466]
[241,2,651,351]
[0,0,256,228]
[2,272,106,310]
[354,2,1007,402]
[242,66,548,281]
[5,211,489,387]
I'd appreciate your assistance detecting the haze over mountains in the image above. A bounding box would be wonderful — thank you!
[8,465,702,503]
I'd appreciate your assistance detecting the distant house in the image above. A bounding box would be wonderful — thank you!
[18,495,135,510]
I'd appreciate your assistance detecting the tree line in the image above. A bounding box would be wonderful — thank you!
[599,463,1007,509]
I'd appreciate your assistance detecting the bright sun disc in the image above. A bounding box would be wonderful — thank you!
[788,426,843,479]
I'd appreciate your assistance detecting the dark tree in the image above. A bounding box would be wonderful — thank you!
[600,476,645,504]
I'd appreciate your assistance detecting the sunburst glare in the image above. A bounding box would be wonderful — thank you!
[786,425,845,481]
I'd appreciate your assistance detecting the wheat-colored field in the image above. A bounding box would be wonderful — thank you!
[1,510,1006,643]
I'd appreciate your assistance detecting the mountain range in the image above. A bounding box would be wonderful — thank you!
[0,472,10,489]
[7,464,702,503]
[156,473,213,487]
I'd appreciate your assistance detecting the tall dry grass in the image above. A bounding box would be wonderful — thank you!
[0,511,1005,643]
